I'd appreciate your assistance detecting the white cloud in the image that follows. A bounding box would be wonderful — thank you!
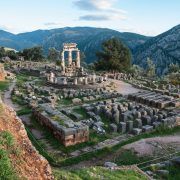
[44,22,62,26]
[74,0,127,21]
[74,0,116,11]
[79,15,110,21]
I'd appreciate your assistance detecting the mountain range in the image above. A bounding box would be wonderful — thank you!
[133,24,180,75]
[0,25,179,74]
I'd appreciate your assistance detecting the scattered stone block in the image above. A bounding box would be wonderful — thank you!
[118,122,126,133]
[72,98,82,104]
[142,125,153,133]
[132,128,142,135]
[110,123,117,133]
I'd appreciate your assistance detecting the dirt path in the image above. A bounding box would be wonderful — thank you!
[111,79,140,95]
[63,135,180,170]
[123,135,180,157]
[3,79,20,111]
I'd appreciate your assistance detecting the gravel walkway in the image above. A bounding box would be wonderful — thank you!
[111,79,140,95]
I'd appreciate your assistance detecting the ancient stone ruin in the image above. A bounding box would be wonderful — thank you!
[46,43,108,88]
[33,103,89,147]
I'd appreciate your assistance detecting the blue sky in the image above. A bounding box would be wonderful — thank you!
[0,0,179,36]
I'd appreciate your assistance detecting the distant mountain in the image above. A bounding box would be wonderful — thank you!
[1,26,179,74]
[0,27,150,63]
[133,24,180,75]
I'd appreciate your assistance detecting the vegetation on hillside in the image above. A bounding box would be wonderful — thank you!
[94,38,131,72]
[53,167,147,180]
[0,131,18,179]
[0,81,9,91]
[19,46,44,61]
[0,47,18,60]
[48,48,59,61]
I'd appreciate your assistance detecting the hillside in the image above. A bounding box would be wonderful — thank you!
[53,166,148,180]
[0,27,150,63]
[133,24,180,75]
[0,101,53,179]
[0,25,179,71]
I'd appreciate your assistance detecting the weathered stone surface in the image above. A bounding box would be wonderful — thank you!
[72,98,82,104]
[110,123,118,132]
[132,128,142,135]
[118,122,126,133]
[142,125,153,133]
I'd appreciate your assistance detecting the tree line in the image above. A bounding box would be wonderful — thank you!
[0,46,86,63]
[1,38,179,78]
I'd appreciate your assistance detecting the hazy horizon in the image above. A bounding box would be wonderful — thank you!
[1,25,179,37]
[0,0,180,36]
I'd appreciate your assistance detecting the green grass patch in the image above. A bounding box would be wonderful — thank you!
[115,149,150,166]
[16,73,37,87]
[25,126,56,164]
[0,131,19,179]
[166,165,180,180]
[53,166,148,180]
[12,95,26,106]
[58,98,72,106]
[17,106,32,116]
[0,81,9,91]
[73,107,90,119]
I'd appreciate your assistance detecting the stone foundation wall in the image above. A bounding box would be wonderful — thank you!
[33,110,89,146]
[20,68,41,76]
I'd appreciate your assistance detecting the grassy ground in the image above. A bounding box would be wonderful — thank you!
[59,126,180,167]
[0,131,19,179]
[166,165,180,180]
[145,157,180,180]
[12,95,27,106]
[58,99,72,106]
[0,81,9,91]
[73,107,90,119]
[115,149,150,166]
[53,166,148,180]
[17,106,32,116]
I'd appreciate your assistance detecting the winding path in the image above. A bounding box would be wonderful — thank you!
[3,79,20,111]
[112,79,140,95]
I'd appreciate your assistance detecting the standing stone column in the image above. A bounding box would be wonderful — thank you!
[76,50,80,68]
[92,73,96,84]
[61,51,65,72]
[84,77,88,85]
[68,50,72,65]
[50,72,55,83]
[74,78,78,85]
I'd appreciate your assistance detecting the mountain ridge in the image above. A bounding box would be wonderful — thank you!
[0,25,179,73]
[0,27,150,63]
[133,24,180,74]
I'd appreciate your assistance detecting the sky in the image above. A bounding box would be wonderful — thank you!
[0,0,179,36]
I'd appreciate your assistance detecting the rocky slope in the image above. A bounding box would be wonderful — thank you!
[0,27,150,63]
[133,24,180,75]
[0,101,53,179]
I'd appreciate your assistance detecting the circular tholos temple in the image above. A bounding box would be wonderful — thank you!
[46,43,109,89]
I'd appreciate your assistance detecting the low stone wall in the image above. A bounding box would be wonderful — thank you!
[20,68,41,76]
[128,91,179,109]
[33,110,89,146]
[45,82,106,89]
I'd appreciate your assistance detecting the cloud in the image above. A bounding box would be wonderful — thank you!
[74,0,127,21]
[0,25,11,31]
[79,14,127,21]
[74,0,115,11]
[44,22,62,26]
[79,15,110,21]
